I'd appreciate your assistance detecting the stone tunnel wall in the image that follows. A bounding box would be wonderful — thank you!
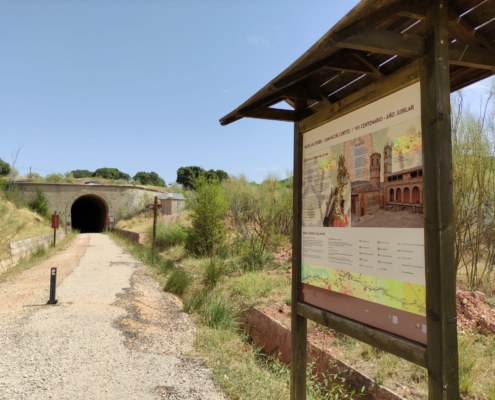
[16,183,164,231]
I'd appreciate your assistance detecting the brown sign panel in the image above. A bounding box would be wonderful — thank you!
[300,83,426,344]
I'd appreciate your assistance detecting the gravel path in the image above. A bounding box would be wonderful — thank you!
[0,233,223,400]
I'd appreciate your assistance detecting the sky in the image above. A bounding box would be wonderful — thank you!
[1,1,492,185]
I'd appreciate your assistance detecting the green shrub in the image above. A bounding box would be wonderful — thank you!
[157,258,174,274]
[92,167,130,181]
[70,169,93,178]
[26,172,42,180]
[223,174,292,262]
[183,287,210,313]
[163,268,193,296]
[4,184,28,209]
[28,188,50,218]
[0,158,11,176]
[31,244,46,258]
[151,221,187,250]
[203,258,225,286]
[185,176,227,257]
[200,294,238,331]
[64,172,74,183]
[45,173,64,183]
[237,238,274,271]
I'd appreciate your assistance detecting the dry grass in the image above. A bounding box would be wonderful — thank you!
[0,198,52,260]
[0,230,78,282]
[113,214,495,399]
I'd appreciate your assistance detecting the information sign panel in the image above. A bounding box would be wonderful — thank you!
[301,83,425,344]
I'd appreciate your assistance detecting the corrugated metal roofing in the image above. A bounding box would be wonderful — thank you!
[157,193,185,200]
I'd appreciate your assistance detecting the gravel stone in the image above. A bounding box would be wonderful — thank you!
[0,233,223,399]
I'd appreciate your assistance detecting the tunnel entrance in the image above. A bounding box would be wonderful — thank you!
[71,195,108,233]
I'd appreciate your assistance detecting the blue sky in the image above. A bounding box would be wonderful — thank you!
[0,1,491,184]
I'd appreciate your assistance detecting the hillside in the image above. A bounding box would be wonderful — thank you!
[0,197,52,259]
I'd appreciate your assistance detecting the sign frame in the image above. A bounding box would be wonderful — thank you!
[290,5,459,398]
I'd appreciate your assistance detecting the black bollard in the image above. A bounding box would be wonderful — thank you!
[47,268,58,304]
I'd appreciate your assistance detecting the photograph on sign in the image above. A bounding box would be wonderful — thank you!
[301,83,426,344]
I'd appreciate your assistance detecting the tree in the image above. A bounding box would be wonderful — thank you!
[176,166,205,189]
[28,188,50,218]
[92,168,130,181]
[452,85,495,291]
[133,171,165,187]
[71,169,93,178]
[185,176,227,256]
[176,166,229,190]
[0,158,10,176]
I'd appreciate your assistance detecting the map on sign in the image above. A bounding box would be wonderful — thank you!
[302,263,426,316]
[300,83,426,344]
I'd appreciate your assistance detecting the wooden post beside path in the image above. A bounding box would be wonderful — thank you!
[152,196,158,263]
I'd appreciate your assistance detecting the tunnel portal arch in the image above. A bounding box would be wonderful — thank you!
[70,194,109,233]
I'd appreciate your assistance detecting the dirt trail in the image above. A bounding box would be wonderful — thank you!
[0,233,222,400]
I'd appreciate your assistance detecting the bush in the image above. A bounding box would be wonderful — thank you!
[28,188,50,218]
[163,268,193,296]
[70,169,93,178]
[185,176,228,256]
[64,172,74,183]
[133,171,165,187]
[0,158,11,176]
[199,294,238,331]
[92,167,130,181]
[45,173,64,183]
[26,172,42,179]
[237,237,274,271]
[223,174,292,263]
[157,258,174,274]
[203,258,225,286]
[183,287,210,313]
[4,184,28,209]
[151,221,187,250]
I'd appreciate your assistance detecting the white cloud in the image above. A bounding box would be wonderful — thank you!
[245,34,270,48]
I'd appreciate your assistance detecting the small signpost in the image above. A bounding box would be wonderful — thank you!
[47,267,57,305]
[51,211,59,247]
[152,196,159,263]
[146,203,162,211]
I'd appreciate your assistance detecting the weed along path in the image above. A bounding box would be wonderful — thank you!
[0,233,223,400]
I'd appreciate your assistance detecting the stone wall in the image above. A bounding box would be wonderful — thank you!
[15,183,163,231]
[0,230,66,274]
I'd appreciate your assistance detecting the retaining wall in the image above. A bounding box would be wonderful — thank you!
[241,308,404,400]
[113,229,148,245]
[0,231,66,274]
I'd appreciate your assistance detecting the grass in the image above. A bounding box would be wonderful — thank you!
[195,327,291,400]
[111,221,495,400]
[163,268,193,296]
[0,230,78,282]
[150,221,187,250]
[202,258,226,286]
[225,271,289,306]
[199,293,238,330]
[0,196,52,258]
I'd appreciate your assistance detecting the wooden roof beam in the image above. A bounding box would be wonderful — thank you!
[335,28,425,58]
[323,53,383,78]
[351,53,385,78]
[272,3,425,90]
[449,42,495,71]
[447,7,495,54]
[243,107,311,123]
[396,5,426,21]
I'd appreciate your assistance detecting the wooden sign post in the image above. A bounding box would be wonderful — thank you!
[51,211,59,247]
[219,0,495,398]
[152,196,158,263]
